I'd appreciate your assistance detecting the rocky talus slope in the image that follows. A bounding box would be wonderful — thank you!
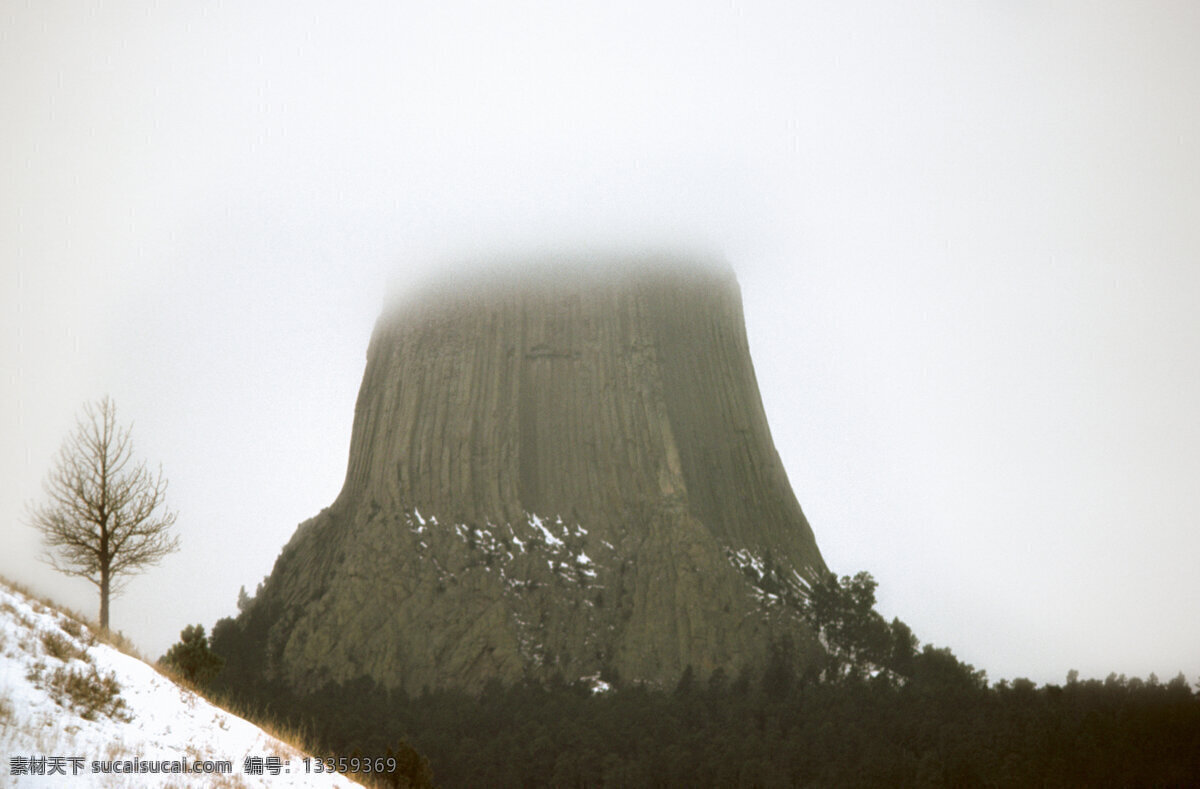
[229,259,828,693]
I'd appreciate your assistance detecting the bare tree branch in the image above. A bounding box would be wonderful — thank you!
[28,396,180,629]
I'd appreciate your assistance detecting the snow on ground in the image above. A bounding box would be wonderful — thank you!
[0,582,365,788]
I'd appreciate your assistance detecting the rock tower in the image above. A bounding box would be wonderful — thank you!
[230,256,827,693]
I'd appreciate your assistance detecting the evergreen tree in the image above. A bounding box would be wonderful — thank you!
[161,624,224,685]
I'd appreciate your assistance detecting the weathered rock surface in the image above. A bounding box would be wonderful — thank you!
[237,257,828,693]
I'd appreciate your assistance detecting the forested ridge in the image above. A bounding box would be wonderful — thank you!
[205,572,1200,787]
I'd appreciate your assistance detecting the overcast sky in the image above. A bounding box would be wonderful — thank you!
[3,1,1198,686]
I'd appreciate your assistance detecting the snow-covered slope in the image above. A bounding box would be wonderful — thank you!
[0,582,365,788]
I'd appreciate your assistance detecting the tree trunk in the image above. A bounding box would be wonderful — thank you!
[99,567,110,631]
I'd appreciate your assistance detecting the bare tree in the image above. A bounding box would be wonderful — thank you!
[28,396,180,630]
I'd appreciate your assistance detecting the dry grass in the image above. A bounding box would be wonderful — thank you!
[0,690,13,725]
[202,687,321,756]
[1,598,33,631]
[60,616,86,639]
[48,663,131,721]
[41,628,88,662]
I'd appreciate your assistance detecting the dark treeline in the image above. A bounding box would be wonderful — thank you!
[205,573,1200,788]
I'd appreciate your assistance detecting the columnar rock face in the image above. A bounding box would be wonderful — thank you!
[242,257,828,694]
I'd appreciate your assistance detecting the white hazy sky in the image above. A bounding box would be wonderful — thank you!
[3,1,1198,687]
